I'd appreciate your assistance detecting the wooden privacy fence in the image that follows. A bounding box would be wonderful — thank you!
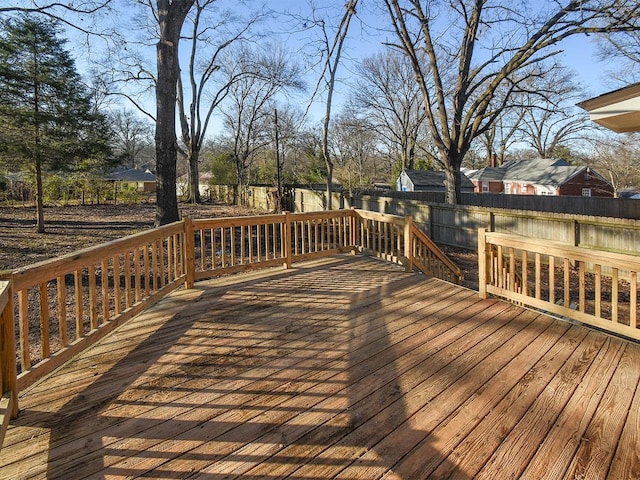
[0,209,461,426]
[479,228,640,341]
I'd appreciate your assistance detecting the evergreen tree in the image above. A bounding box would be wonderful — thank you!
[0,15,110,232]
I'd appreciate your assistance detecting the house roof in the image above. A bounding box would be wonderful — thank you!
[500,159,586,186]
[105,168,156,182]
[466,167,506,182]
[577,82,640,133]
[403,170,475,189]
[466,159,593,187]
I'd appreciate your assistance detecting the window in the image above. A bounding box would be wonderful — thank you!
[582,188,592,197]
[482,182,489,193]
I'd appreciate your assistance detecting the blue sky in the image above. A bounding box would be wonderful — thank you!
[59,0,619,127]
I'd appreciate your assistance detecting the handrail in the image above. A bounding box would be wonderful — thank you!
[190,210,356,281]
[411,224,464,284]
[353,209,463,284]
[0,209,461,427]
[479,228,640,341]
[5,221,189,392]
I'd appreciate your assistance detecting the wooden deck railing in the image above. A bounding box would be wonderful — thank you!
[0,222,189,392]
[0,209,460,426]
[479,228,640,341]
[0,279,17,451]
[410,223,464,284]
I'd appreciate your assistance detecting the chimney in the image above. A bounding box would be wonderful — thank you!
[490,152,497,168]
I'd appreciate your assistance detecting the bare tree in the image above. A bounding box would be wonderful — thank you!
[516,66,592,158]
[305,0,359,210]
[591,132,640,197]
[598,30,640,84]
[382,0,640,204]
[0,1,114,35]
[219,44,304,203]
[110,110,154,168]
[177,1,266,204]
[351,48,427,172]
[332,109,378,194]
[152,0,195,225]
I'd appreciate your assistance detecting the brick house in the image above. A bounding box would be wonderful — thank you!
[467,159,613,197]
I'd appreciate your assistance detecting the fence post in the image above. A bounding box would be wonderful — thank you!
[183,218,195,289]
[284,212,292,269]
[404,215,413,273]
[0,277,18,419]
[478,229,488,299]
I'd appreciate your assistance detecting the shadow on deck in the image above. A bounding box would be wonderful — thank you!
[1,255,639,479]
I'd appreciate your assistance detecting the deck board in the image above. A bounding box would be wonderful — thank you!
[1,255,640,479]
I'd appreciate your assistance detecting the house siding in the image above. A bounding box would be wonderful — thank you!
[558,173,614,197]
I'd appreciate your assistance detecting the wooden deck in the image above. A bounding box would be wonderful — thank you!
[1,255,639,479]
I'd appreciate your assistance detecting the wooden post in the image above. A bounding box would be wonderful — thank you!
[0,278,18,419]
[283,212,292,269]
[350,209,358,255]
[404,215,413,273]
[184,217,195,289]
[478,229,488,299]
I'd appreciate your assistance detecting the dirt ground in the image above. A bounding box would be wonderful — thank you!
[0,202,479,288]
[0,203,266,271]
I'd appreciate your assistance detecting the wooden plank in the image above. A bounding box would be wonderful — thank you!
[134,247,142,303]
[631,271,637,327]
[295,307,546,480]
[3,257,640,480]
[564,342,640,480]
[18,289,30,371]
[13,270,450,476]
[388,319,585,480]
[607,344,640,479]
[243,302,525,480]
[549,255,555,304]
[468,329,605,479]
[91,284,485,478]
[100,259,109,324]
[10,222,185,292]
[190,296,505,479]
[595,263,602,318]
[519,336,625,479]
[88,264,98,330]
[0,392,14,452]
[612,267,619,323]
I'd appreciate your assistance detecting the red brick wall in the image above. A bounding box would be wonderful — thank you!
[558,173,613,197]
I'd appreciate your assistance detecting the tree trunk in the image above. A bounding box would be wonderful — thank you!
[187,147,202,204]
[325,162,333,211]
[443,162,462,205]
[35,158,45,233]
[155,1,193,226]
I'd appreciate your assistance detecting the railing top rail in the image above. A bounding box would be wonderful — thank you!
[484,230,640,271]
[290,210,355,220]
[192,213,285,228]
[354,209,405,225]
[10,220,185,292]
[192,210,354,230]
[412,224,463,280]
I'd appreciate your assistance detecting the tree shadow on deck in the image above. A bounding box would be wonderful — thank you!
[6,256,466,479]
